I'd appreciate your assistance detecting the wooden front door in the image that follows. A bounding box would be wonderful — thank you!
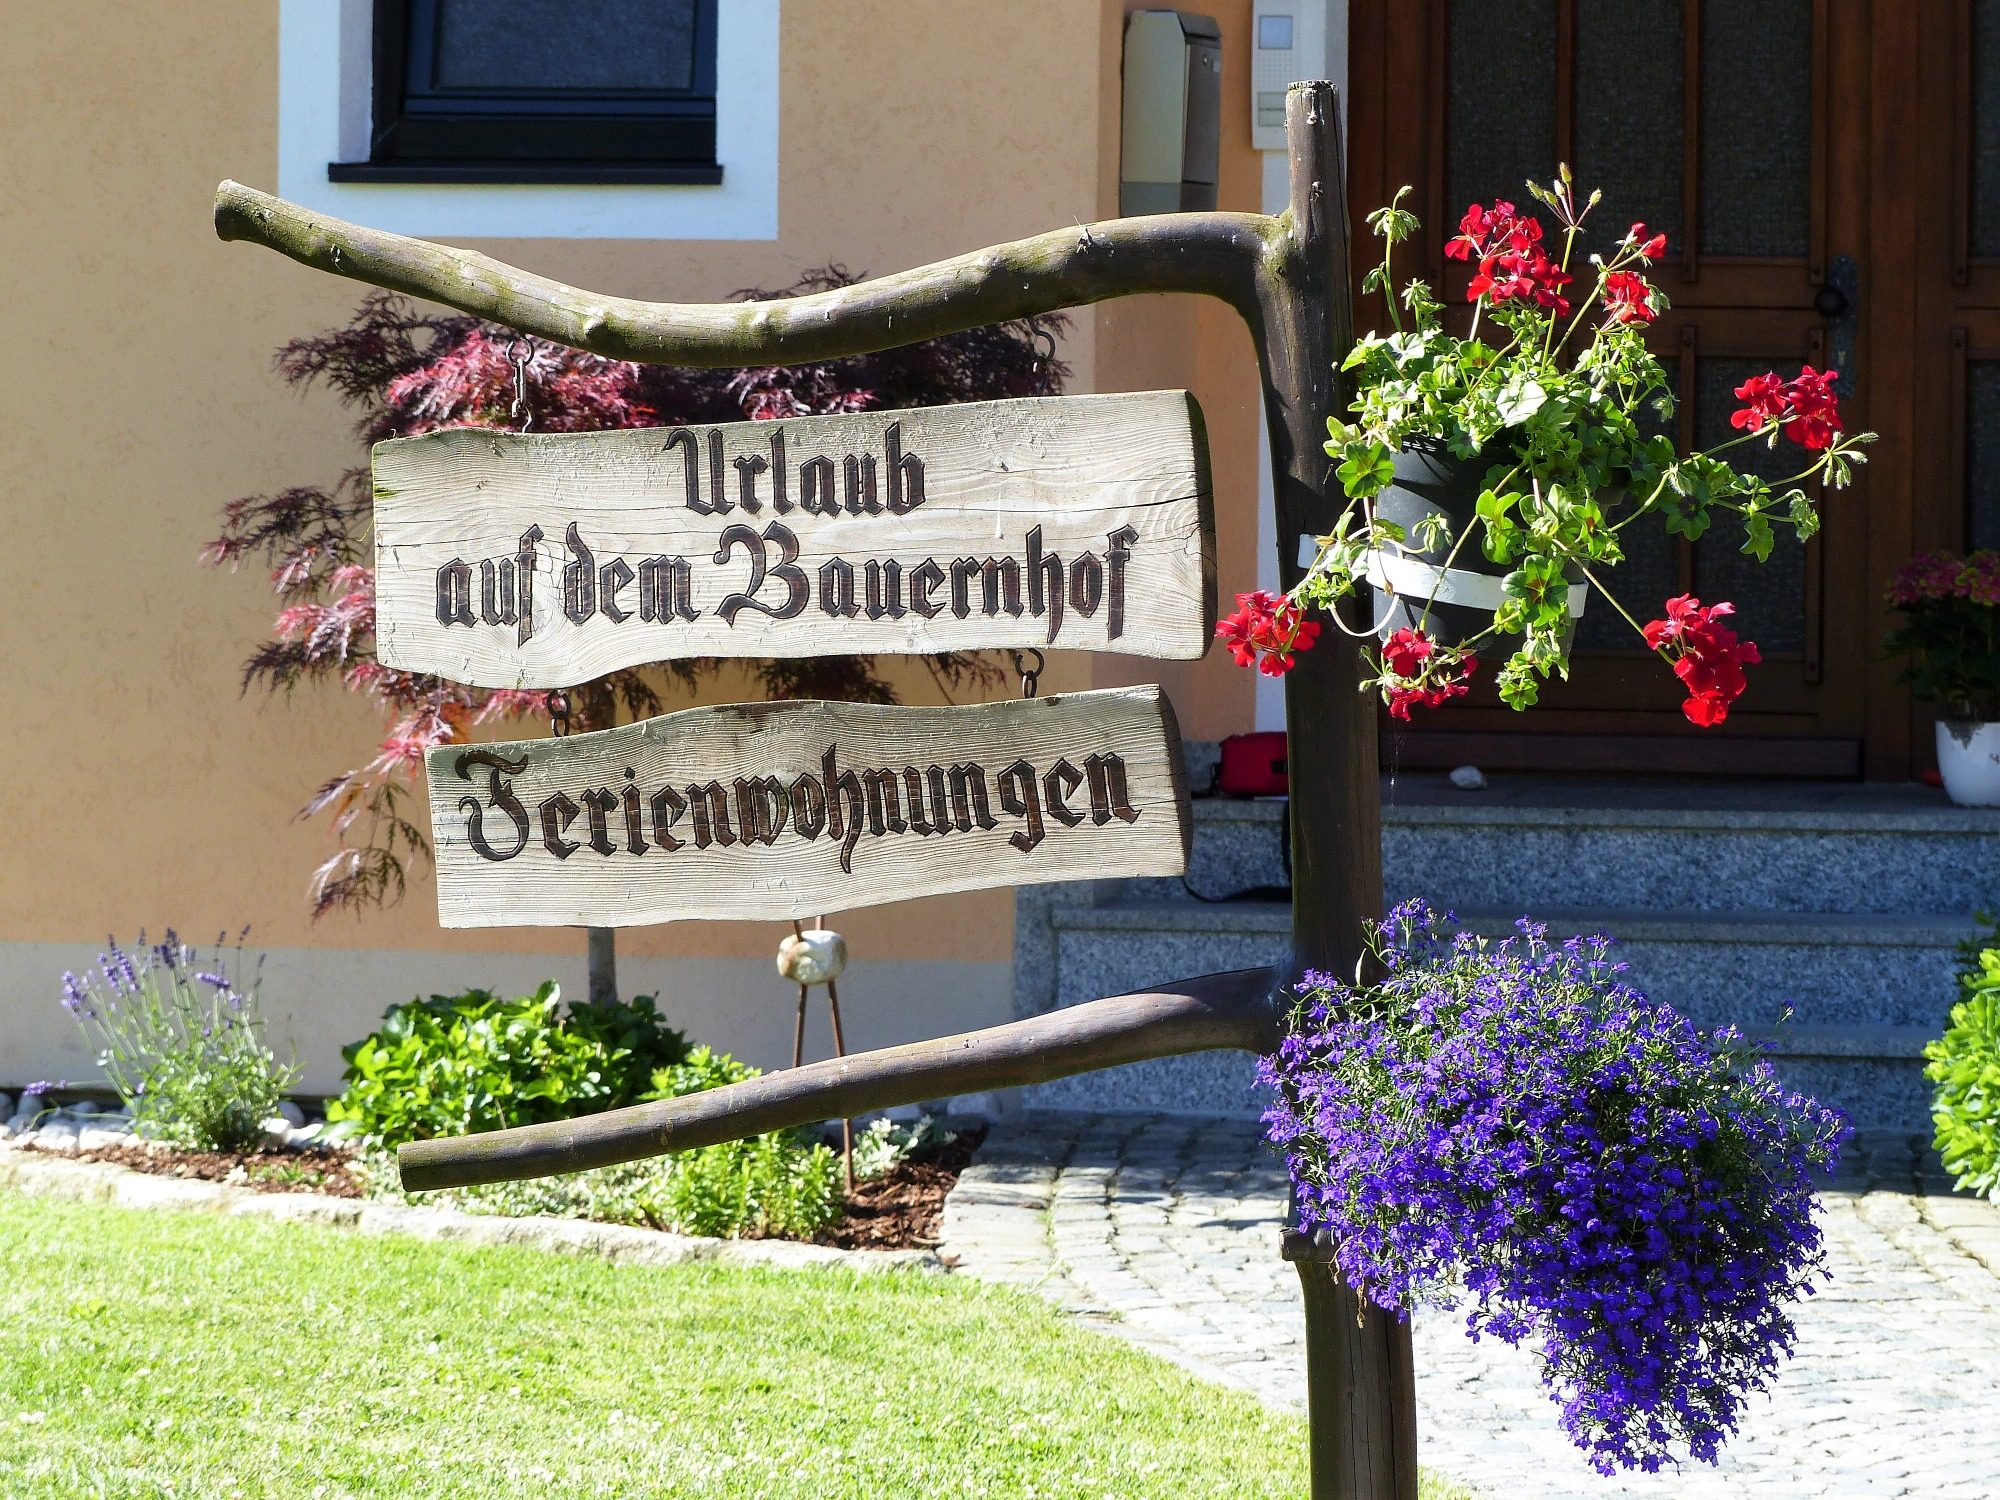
[1348,1,1898,776]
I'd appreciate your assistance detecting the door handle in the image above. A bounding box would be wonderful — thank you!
[1817,253,1859,396]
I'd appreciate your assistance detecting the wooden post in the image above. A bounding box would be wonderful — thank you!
[1259,86,1420,1500]
[214,80,1414,1499]
[586,925,618,1007]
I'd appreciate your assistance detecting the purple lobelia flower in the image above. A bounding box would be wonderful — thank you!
[1260,899,1848,1475]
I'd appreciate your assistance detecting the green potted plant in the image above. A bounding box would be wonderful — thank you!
[1886,551,2000,805]
[1218,169,1875,727]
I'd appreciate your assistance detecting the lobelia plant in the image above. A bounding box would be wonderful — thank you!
[61,931,297,1151]
[1218,170,1875,726]
[1260,901,1848,1475]
[1884,550,2000,722]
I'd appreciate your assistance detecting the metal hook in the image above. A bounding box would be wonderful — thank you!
[507,335,535,433]
[1030,328,1057,382]
[1009,647,1045,699]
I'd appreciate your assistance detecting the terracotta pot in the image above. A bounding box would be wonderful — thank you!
[1362,441,1587,645]
[1936,719,2000,807]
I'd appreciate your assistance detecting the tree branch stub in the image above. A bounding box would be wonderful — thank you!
[213,180,1273,368]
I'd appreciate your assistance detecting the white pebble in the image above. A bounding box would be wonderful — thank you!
[276,1101,306,1129]
[1449,764,1487,791]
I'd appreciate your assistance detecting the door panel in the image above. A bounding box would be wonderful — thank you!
[1350,0,1871,769]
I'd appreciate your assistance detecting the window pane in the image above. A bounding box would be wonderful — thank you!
[1973,0,2000,257]
[1699,2,1812,257]
[1693,358,1806,654]
[431,0,698,93]
[1573,0,1683,265]
[1446,0,1556,218]
[1969,361,2000,549]
[1577,363,1681,652]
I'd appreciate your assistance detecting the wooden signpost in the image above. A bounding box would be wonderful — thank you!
[428,687,1189,927]
[374,392,1215,687]
[217,83,1413,1500]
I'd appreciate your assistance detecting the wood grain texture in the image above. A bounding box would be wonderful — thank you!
[373,392,1216,687]
[426,685,1189,928]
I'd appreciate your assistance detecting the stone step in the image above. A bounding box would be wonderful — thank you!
[1150,777,2000,916]
[1019,897,1969,1131]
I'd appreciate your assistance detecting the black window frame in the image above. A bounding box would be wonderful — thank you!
[329,0,722,185]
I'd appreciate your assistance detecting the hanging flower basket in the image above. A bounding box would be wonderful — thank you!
[1221,168,1876,730]
[1360,439,1588,646]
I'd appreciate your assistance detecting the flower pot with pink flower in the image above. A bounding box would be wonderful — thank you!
[1219,168,1875,732]
[1886,551,2000,805]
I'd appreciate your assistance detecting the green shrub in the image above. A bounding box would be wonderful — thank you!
[1926,928,2000,1198]
[361,1043,845,1240]
[328,983,686,1146]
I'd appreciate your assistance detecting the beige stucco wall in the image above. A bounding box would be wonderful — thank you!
[0,1,1270,1092]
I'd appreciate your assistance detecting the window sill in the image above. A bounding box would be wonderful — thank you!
[327,162,724,186]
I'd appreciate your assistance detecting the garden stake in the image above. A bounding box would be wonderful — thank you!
[782,916,855,1190]
[217,82,1414,1500]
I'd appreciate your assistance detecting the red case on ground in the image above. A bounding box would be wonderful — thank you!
[1217,731,1288,796]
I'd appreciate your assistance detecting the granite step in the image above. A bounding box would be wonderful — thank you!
[1019,897,1969,1130]
[1146,778,2000,917]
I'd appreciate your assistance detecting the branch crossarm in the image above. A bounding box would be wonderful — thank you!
[213,181,1276,367]
[398,966,1284,1191]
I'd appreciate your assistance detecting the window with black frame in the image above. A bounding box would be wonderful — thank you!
[331,0,720,184]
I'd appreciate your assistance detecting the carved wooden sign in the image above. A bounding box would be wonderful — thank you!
[373,392,1215,689]
[426,686,1190,928]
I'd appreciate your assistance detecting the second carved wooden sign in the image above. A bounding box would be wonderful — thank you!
[374,391,1215,689]
[427,686,1190,928]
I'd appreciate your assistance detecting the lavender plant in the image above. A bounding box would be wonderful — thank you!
[62,931,296,1151]
[1260,901,1848,1475]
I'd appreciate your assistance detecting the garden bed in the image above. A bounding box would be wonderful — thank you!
[21,1124,986,1250]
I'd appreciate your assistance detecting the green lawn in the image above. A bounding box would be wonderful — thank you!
[0,1195,1474,1498]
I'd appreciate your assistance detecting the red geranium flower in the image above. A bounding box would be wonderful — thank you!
[1643,595,1761,727]
[1728,366,1843,450]
[1379,629,1477,719]
[1218,590,1321,677]
[1729,373,1787,434]
[1601,270,1657,326]
[1778,366,1843,451]
[1445,200,1542,262]
[1628,223,1669,260]
[1468,243,1574,316]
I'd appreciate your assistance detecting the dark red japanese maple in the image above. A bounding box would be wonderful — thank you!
[209,276,1064,915]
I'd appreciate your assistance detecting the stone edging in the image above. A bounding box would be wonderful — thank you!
[0,1144,940,1274]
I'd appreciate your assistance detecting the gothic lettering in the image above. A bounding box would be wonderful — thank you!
[448,745,1145,872]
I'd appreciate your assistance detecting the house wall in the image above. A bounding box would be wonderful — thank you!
[0,0,1271,1093]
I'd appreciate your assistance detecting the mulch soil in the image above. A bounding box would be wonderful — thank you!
[31,1124,989,1252]
[51,1142,366,1197]
[808,1126,988,1252]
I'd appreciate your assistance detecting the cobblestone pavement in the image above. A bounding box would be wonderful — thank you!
[940,1113,2000,1499]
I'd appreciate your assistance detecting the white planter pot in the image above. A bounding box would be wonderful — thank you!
[1936,720,2000,807]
